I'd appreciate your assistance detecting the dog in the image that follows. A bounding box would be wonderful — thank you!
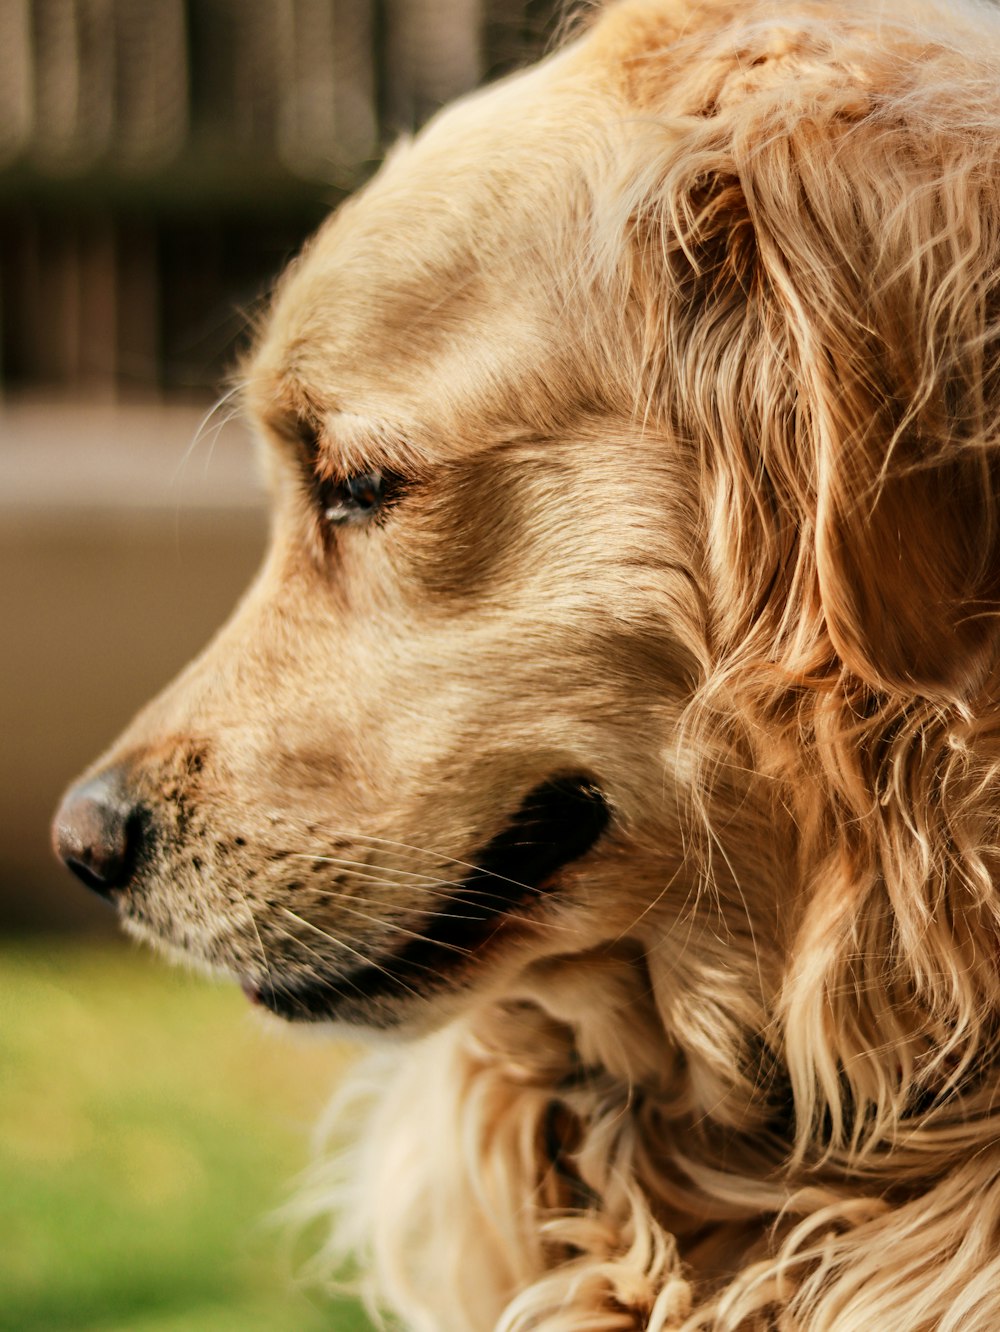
[53,0,1000,1326]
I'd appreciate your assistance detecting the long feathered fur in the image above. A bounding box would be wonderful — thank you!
[295,2,1000,1327]
[55,0,1000,1326]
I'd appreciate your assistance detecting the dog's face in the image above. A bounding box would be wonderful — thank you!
[53,25,709,1031]
[54,0,1000,1105]
[52,2,1000,1324]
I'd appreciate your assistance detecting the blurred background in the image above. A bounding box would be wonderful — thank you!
[1,2,559,1327]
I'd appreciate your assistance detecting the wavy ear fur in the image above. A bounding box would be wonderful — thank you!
[635,32,1000,698]
[616,0,1000,1196]
[296,10,1000,1331]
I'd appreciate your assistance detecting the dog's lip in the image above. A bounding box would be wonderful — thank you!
[243,775,610,1024]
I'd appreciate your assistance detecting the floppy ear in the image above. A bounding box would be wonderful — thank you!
[809,355,1000,698]
[651,103,1000,697]
[770,133,1000,696]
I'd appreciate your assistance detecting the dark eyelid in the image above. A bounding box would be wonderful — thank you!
[266,412,323,468]
[295,415,322,461]
[270,408,413,504]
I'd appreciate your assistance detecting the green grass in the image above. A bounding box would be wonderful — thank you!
[0,939,375,1332]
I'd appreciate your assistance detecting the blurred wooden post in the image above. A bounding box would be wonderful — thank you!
[0,0,33,169]
[383,0,483,131]
[0,0,557,396]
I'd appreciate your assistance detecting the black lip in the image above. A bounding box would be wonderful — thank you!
[256,775,610,1023]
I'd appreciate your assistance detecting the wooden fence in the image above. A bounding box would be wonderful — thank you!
[0,0,559,394]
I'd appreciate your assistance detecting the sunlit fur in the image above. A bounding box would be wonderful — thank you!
[65,0,1000,1326]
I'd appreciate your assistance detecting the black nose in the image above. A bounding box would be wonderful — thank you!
[53,769,143,898]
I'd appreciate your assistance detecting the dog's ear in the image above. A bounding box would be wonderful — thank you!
[647,105,1000,697]
[808,350,1000,698]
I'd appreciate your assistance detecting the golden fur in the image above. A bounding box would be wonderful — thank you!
[58,0,1000,1325]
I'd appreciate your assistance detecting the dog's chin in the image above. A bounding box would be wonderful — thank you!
[238,913,536,1032]
[239,775,611,1030]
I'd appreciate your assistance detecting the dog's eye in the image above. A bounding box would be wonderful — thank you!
[318,470,399,525]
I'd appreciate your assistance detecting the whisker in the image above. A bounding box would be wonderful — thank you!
[308,899,475,955]
[257,806,545,896]
[302,883,581,935]
[311,884,477,910]
[302,827,542,897]
[286,852,470,890]
[172,384,245,486]
[233,883,276,1000]
[612,862,685,944]
[262,915,372,1002]
[279,907,423,999]
[289,852,530,908]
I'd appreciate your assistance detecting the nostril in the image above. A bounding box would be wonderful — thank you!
[53,772,143,899]
[64,853,123,897]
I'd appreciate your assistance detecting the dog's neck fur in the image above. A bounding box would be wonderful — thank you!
[301,708,1000,1331]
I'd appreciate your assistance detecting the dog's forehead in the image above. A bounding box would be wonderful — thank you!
[242,0,710,456]
[244,34,639,451]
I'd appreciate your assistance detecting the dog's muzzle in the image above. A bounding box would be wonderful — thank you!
[250,774,612,1023]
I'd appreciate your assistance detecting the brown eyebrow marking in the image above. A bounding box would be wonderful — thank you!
[261,401,426,492]
[249,367,330,446]
[293,412,323,463]
[250,369,432,481]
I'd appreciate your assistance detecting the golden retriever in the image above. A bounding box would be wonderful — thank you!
[53,0,1000,1326]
